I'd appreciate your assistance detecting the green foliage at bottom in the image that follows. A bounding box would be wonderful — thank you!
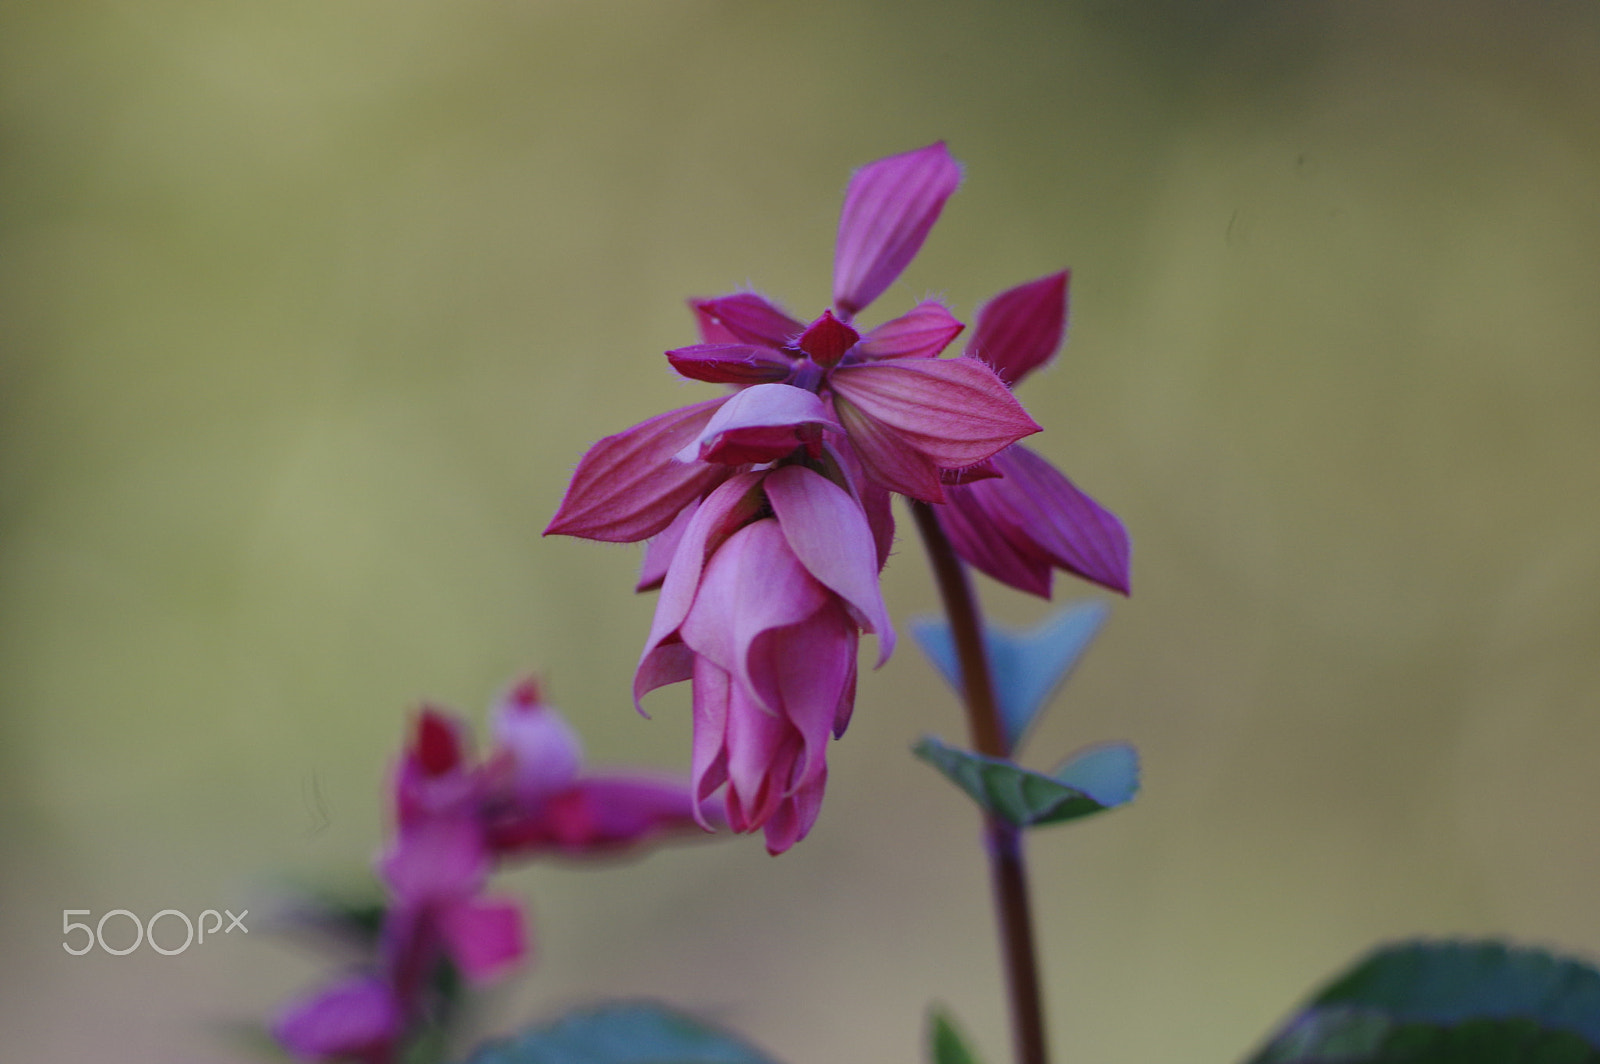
[459,1003,780,1064]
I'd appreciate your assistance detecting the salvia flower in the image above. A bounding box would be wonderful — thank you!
[273,681,705,1062]
[546,141,1125,851]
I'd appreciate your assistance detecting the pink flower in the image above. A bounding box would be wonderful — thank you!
[938,272,1132,597]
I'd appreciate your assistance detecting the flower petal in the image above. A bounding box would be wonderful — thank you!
[938,483,1054,597]
[854,300,965,360]
[753,598,854,794]
[635,472,767,708]
[546,398,730,543]
[676,383,838,466]
[832,393,946,501]
[679,518,828,710]
[762,769,827,855]
[490,681,584,799]
[690,655,732,826]
[764,464,896,666]
[833,141,963,318]
[636,499,697,593]
[437,897,525,982]
[690,293,805,347]
[272,975,401,1061]
[830,356,1041,469]
[827,437,896,566]
[965,271,1069,386]
[379,816,488,903]
[973,445,1131,596]
[666,343,795,385]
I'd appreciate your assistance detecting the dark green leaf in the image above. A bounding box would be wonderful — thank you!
[929,1007,982,1064]
[912,736,1136,828]
[460,1002,780,1064]
[1246,941,1600,1063]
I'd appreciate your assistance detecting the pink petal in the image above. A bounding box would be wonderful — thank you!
[666,343,795,385]
[490,686,583,799]
[827,437,896,567]
[690,293,805,347]
[635,472,767,708]
[762,769,827,855]
[964,271,1069,386]
[975,445,1131,596]
[721,679,794,830]
[830,357,1041,469]
[833,142,963,318]
[678,519,828,710]
[272,975,401,1061]
[832,394,945,501]
[755,599,854,793]
[764,464,896,666]
[937,484,1054,597]
[546,398,730,543]
[690,655,733,826]
[854,300,965,360]
[637,499,697,593]
[437,897,525,982]
[379,816,489,903]
[796,310,860,369]
[676,383,838,466]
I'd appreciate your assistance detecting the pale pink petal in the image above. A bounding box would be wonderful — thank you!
[832,393,945,501]
[833,141,963,318]
[722,678,794,829]
[546,398,730,543]
[666,343,795,385]
[679,519,827,710]
[379,816,488,903]
[272,975,401,1061]
[964,271,1069,385]
[754,599,855,790]
[764,465,896,666]
[690,656,732,828]
[938,484,1054,597]
[635,472,767,709]
[976,445,1131,596]
[829,357,1041,469]
[636,500,697,593]
[826,437,896,566]
[676,383,838,466]
[490,682,583,799]
[437,897,525,982]
[855,300,965,360]
[690,293,805,347]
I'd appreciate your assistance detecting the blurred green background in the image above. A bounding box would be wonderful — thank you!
[3,1,1599,1061]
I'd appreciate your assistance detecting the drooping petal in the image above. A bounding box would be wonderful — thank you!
[764,464,896,666]
[689,656,732,827]
[937,484,1054,597]
[753,598,855,792]
[545,398,730,543]
[678,519,828,711]
[636,499,697,593]
[676,383,838,466]
[690,293,805,347]
[666,343,795,385]
[437,897,525,982]
[855,300,965,360]
[965,271,1069,386]
[833,141,963,318]
[635,472,767,708]
[796,310,860,369]
[272,975,401,1062]
[830,356,1041,468]
[762,768,827,855]
[832,393,946,502]
[722,680,794,831]
[973,445,1131,596]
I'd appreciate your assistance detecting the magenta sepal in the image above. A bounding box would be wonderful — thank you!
[965,271,1069,385]
[833,141,963,318]
[690,293,805,347]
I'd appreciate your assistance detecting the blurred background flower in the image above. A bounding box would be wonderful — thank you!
[2,2,1598,1062]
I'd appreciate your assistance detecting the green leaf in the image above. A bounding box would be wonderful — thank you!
[460,1002,781,1064]
[928,1007,982,1064]
[1246,941,1600,1063]
[910,601,1109,756]
[912,735,1137,828]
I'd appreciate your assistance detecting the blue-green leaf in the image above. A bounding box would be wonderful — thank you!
[910,601,1108,755]
[1054,742,1140,808]
[928,1007,982,1064]
[1246,940,1600,1063]
[912,735,1137,828]
[460,1003,780,1064]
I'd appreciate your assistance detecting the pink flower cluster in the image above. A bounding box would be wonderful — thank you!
[272,680,705,1063]
[547,142,1129,854]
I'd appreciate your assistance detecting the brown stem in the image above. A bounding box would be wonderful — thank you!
[909,500,1050,1064]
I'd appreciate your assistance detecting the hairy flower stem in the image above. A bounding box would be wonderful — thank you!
[910,500,1050,1064]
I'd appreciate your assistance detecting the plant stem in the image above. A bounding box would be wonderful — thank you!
[910,500,1050,1064]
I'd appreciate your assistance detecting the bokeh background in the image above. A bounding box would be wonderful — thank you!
[4,1,1599,1061]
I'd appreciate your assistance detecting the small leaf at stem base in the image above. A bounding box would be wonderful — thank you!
[912,735,1138,828]
[460,1002,780,1064]
[928,1007,983,1064]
